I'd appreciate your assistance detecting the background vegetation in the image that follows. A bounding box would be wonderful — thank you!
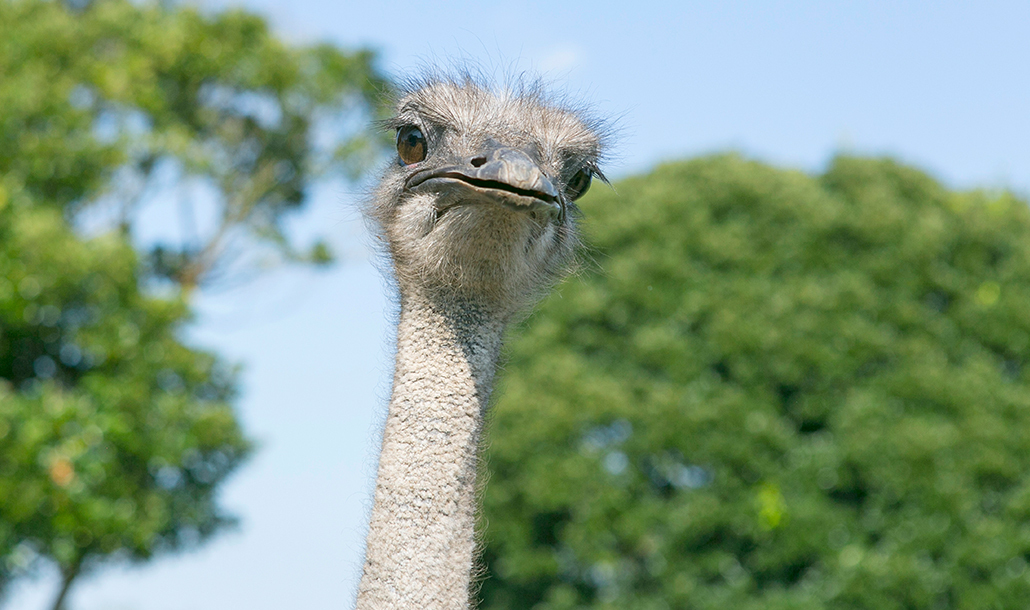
[0,0,387,607]
[3,1,1029,610]
[481,156,1030,610]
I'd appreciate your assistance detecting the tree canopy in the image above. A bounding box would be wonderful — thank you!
[0,0,388,607]
[481,155,1030,610]
[0,0,389,287]
[0,183,248,605]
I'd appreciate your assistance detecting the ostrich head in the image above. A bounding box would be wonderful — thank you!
[368,76,608,317]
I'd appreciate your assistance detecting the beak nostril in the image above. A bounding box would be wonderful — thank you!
[470,156,487,168]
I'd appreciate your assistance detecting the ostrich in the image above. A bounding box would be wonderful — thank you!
[356,75,608,610]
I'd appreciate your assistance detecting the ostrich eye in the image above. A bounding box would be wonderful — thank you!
[397,125,427,165]
[566,168,592,201]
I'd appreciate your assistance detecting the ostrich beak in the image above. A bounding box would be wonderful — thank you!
[406,147,564,220]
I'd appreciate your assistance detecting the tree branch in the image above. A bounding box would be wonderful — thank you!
[49,555,83,610]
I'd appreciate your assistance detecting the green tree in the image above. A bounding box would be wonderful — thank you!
[0,184,248,608]
[481,155,1030,610]
[1,0,389,287]
[0,0,389,607]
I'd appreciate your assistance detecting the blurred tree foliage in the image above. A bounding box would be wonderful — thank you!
[482,155,1030,610]
[0,183,248,608]
[0,0,390,287]
[0,0,388,607]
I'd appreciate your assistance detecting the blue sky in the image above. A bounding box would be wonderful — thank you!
[6,1,1029,609]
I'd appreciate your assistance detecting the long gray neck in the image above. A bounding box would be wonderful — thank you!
[356,293,505,610]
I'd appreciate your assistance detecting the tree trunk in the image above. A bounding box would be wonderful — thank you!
[50,558,82,610]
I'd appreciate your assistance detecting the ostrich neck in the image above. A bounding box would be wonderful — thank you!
[356,293,505,610]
